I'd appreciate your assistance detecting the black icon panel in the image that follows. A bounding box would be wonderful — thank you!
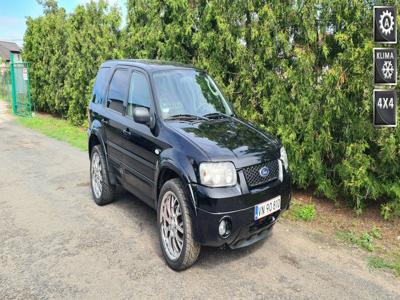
[374,89,397,127]
[374,6,397,43]
[374,48,397,85]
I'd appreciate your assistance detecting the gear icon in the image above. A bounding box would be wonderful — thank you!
[379,10,395,36]
[382,60,395,79]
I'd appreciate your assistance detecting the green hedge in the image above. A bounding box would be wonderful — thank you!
[23,0,122,123]
[23,0,400,218]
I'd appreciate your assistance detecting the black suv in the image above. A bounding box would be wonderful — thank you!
[88,60,291,270]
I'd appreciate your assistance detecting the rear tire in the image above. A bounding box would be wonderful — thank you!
[157,178,200,270]
[90,145,116,206]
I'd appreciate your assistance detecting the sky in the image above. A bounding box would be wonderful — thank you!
[0,0,125,47]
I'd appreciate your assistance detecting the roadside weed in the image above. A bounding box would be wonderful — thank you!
[370,226,382,240]
[296,204,316,221]
[359,233,374,252]
[368,256,400,277]
[336,228,382,252]
[336,231,358,244]
[368,256,393,269]
[283,200,316,221]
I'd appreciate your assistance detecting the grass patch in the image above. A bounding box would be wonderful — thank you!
[336,231,374,251]
[368,256,400,276]
[17,114,87,151]
[359,233,375,252]
[336,227,383,252]
[296,204,316,221]
[370,226,382,240]
[284,200,316,221]
[368,256,393,269]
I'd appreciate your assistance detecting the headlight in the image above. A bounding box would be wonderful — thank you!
[199,162,237,187]
[280,147,289,171]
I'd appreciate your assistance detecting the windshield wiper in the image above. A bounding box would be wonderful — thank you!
[202,112,232,119]
[166,114,207,121]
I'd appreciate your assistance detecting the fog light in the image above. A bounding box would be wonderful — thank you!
[218,217,231,238]
[219,220,227,236]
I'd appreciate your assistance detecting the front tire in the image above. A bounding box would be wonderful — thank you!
[90,145,116,206]
[158,178,200,270]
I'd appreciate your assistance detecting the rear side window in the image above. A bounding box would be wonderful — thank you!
[107,68,130,113]
[92,67,110,104]
[127,72,152,117]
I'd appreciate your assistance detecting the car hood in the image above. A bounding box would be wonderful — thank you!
[166,117,280,167]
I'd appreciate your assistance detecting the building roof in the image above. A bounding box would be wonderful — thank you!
[101,59,201,73]
[0,41,21,62]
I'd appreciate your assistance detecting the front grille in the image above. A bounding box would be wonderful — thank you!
[243,160,279,187]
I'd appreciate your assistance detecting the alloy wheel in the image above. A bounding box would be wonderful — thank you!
[160,191,184,261]
[91,152,102,198]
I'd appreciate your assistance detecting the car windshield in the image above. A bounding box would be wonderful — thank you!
[152,69,233,120]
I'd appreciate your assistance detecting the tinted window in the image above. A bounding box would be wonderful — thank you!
[127,72,152,117]
[92,67,110,104]
[107,68,130,113]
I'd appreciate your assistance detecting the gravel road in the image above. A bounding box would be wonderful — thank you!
[0,110,399,299]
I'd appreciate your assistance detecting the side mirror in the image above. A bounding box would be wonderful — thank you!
[133,106,151,125]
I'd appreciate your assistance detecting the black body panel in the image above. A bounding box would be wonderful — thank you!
[88,59,292,248]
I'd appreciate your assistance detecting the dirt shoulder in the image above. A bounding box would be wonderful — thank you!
[284,191,400,276]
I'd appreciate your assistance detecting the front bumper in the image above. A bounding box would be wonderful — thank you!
[192,170,291,248]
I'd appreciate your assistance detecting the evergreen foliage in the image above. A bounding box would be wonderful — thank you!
[23,0,121,122]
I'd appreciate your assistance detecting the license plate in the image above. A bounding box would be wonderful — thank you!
[254,196,281,220]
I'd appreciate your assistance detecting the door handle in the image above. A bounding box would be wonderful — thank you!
[122,128,131,136]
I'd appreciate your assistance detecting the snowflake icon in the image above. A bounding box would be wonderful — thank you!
[379,10,395,36]
[382,60,395,79]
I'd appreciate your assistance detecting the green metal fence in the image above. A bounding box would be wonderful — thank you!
[0,63,12,109]
[0,54,32,117]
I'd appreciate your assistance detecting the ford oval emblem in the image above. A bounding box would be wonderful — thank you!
[259,166,270,177]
